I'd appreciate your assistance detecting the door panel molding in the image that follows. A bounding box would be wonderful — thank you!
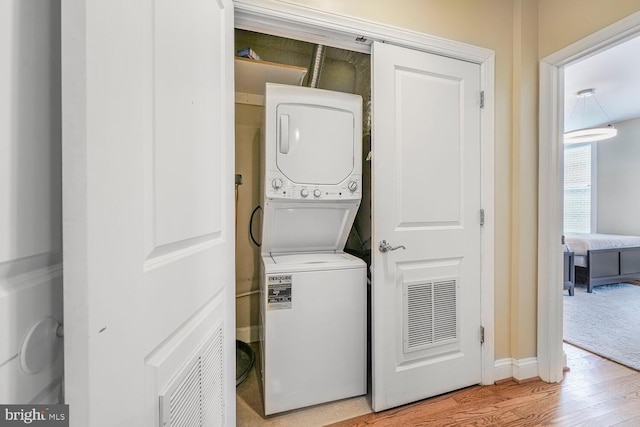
[143,232,223,271]
[152,0,224,247]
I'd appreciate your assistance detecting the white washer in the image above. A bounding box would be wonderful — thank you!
[259,84,366,415]
[260,252,366,415]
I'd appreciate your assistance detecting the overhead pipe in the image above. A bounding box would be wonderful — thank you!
[306,45,372,136]
[329,49,372,137]
[307,44,326,88]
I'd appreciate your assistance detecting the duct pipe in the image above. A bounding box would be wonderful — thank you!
[307,44,326,88]
[327,49,372,137]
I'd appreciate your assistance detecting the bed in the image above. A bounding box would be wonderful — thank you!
[565,233,640,293]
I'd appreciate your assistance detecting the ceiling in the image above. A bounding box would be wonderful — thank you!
[564,35,640,132]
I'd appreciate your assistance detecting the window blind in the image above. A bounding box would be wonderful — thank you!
[564,144,592,233]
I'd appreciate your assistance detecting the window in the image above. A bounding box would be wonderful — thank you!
[564,143,595,233]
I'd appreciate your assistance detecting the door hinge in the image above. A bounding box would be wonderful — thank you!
[480,91,485,109]
[480,326,485,344]
[480,209,485,226]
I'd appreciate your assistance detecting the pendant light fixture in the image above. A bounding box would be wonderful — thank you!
[564,88,618,144]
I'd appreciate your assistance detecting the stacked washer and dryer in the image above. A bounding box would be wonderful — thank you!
[259,83,366,415]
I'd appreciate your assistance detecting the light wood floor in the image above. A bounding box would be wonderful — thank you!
[329,343,640,427]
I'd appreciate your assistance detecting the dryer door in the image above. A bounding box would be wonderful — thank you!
[276,103,355,185]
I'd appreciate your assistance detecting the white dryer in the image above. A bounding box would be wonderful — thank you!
[260,83,366,415]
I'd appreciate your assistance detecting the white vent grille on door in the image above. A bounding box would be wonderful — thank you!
[404,280,458,352]
[159,326,224,427]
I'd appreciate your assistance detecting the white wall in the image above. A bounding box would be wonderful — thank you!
[597,117,640,235]
[0,0,63,404]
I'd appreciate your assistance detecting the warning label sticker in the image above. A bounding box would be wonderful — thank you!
[267,274,292,310]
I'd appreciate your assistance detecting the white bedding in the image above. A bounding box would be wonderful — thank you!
[565,233,640,257]
[574,255,587,268]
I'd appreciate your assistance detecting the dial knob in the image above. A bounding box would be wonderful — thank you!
[271,178,283,190]
[313,189,322,198]
[348,181,358,192]
[300,188,309,198]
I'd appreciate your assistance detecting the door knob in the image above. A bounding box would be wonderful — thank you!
[378,240,406,253]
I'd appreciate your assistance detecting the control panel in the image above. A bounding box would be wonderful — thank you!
[264,171,361,201]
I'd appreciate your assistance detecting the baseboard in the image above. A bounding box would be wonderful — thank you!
[236,325,259,343]
[493,358,513,382]
[494,357,539,382]
[513,357,538,381]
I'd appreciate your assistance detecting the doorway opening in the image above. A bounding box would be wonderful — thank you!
[561,34,640,372]
[538,10,640,382]
[232,3,495,422]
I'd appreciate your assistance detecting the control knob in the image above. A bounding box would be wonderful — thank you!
[300,188,309,198]
[348,181,358,192]
[313,189,322,198]
[271,178,283,190]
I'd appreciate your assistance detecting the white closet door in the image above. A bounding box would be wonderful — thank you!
[371,41,483,412]
[61,0,235,425]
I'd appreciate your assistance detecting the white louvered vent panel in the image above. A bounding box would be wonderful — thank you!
[170,364,201,427]
[406,283,434,349]
[433,280,457,342]
[160,325,224,427]
[200,328,224,426]
[405,279,458,353]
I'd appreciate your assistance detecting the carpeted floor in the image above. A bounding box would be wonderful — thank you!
[564,282,640,371]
